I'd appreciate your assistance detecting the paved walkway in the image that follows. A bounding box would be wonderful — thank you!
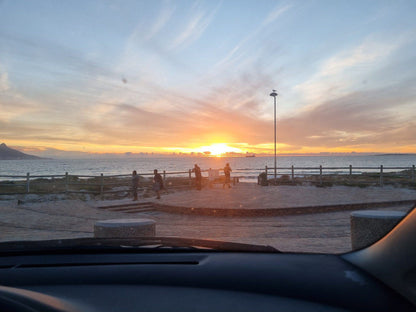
[0,183,415,253]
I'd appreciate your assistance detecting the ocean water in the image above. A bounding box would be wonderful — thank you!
[0,155,415,182]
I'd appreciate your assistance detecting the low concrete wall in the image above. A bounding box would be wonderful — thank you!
[350,210,406,250]
[94,219,156,238]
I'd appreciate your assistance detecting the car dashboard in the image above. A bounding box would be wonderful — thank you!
[0,250,415,312]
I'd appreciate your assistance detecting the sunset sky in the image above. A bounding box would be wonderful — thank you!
[1,0,416,156]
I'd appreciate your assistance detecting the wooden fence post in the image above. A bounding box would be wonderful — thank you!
[265,166,268,179]
[65,172,69,193]
[26,172,30,193]
[291,165,294,181]
[412,165,415,183]
[100,173,104,199]
[163,170,166,181]
[380,165,384,187]
[319,165,322,186]
[349,165,352,176]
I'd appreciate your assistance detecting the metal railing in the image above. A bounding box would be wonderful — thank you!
[261,164,416,186]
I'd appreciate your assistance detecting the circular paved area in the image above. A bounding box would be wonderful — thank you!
[150,183,416,216]
[156,183,416,209]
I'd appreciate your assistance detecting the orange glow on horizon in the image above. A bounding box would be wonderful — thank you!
[6,139,416,156]
[196,143,243,156]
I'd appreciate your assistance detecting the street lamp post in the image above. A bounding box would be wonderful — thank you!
[270,90,278,181]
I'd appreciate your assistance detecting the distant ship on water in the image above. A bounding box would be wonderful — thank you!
[245,153,256,157]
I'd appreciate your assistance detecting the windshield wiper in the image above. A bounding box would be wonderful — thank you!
[0,237,280,254]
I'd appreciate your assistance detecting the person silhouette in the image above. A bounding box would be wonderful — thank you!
[132,170,139,201]
[153,169,164,199]
[192,164,202,190]
[223,163,232,189]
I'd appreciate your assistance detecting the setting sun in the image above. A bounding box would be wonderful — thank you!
[197,143,243,156]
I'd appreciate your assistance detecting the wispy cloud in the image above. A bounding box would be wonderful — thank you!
[169,5,218,50]
[211,3,291,76]
[294,37,404,105]
[262,4,291,26]
[146,3,175,40]
[0,94,41,122]
[277,78,416,150]
[320,40,398,77]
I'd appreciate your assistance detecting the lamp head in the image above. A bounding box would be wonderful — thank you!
[270,89,278,97]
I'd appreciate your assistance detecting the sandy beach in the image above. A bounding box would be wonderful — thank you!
[1,183,415,253]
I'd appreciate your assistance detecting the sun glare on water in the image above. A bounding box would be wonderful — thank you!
[198,143,242,156]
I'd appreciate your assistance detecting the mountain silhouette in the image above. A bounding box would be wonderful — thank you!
[0,143,42,160]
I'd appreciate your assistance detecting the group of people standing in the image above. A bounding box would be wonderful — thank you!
[131,169,164,201]
[192,163,232,190]
[131,163,232,200]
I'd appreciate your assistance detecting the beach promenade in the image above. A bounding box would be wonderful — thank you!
[0,183,415,253]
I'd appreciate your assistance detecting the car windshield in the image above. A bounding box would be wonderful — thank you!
[0,0,415,254]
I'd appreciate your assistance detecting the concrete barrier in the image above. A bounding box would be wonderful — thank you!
[350,210,406,250]
[94,219,156,238]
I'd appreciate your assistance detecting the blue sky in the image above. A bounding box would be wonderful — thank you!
[1,0,416,155]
